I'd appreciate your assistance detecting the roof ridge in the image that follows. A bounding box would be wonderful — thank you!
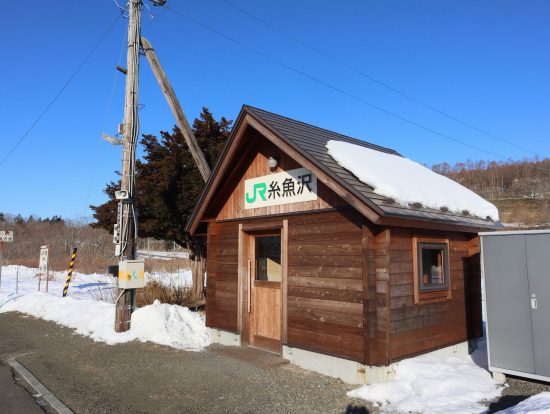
[243,105,401,156]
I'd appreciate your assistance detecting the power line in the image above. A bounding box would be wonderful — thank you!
[219,0,540,157]
[82,25,129,219]
[0,13,123,169]
[166,6,513,161]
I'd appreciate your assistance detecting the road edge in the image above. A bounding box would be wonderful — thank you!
[7,354,73,414]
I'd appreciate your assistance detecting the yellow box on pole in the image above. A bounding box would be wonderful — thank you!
[118,259,145,289]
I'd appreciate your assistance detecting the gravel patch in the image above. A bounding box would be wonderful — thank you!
[486,375,550,413]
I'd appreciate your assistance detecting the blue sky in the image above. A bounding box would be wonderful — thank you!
[1,0,548,220]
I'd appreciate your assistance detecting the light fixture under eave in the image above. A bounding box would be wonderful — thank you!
[101,133,122,145]
[268,156,278,169]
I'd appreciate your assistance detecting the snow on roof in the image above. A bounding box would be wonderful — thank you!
[326,140,499,221]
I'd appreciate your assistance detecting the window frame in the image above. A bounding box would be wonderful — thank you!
[254,234,282,283]
[412,236,451,304]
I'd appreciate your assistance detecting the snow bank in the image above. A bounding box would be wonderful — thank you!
[495,392,550,413]
[130,300,210,350]
[0,293,210,351]
[348,354,502,414]
[326,140,499,221]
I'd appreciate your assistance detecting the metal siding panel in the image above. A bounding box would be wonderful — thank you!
[525,233,550,377]
[483,235,535,373]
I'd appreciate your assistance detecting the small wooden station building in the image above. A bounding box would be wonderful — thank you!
[187,106,497,383]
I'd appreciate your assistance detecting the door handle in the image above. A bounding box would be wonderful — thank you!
[531,293,538,310]
[247,259,252,314]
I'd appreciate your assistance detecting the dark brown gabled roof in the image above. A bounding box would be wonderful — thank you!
[187,105,498,234]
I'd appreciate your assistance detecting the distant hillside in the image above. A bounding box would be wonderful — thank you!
[433,158,550,228]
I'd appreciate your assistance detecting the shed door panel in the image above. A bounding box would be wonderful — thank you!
[525,233,550,377]
[483,235,534,373]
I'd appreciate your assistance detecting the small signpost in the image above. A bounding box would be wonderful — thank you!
[0,230,14,289]
[37,245,50,292]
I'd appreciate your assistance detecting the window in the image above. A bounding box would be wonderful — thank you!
[418,243,449,291]
[255,236,281,282]
[412,237,451,303]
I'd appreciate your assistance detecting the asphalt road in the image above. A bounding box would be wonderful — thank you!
[0,312,370,414]
[1,312,548,414]
[0,361,45,414]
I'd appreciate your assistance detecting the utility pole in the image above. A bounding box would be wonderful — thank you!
[116,0,143,333]
[141,37,211,182]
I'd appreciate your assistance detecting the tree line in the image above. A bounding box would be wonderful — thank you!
[432,158,550,201]
[0,215,114,274]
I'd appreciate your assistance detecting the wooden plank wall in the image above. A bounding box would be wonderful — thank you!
[216,139,345,221]
[388,228,480,361]
[286,210,365,362]
[206,221,240,332]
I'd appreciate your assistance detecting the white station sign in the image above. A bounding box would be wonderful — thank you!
[0,231,14,242]
[244,167,318,210]
[38,246,49,275]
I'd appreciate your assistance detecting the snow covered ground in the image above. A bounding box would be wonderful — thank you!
[2,265,548,412]
[0,265,209,351]
[495,393,550,414]
[137,249,190,260]
[348,351,503,414]
[0,265,193,302]
[0,265,116,302]
[146,269,193,288]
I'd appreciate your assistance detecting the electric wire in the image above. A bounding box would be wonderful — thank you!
[166,6,514,161]
[82,25,129,220]
[0,13,123,169]
[113,0,128,12]
[219,0,540,157]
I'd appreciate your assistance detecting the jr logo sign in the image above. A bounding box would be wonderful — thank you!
[244,167,318,209]
[245,183,267,204]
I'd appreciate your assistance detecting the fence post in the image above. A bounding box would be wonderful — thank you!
[63,248,78,297]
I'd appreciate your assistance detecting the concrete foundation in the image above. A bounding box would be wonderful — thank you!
[283,341,472,385]
[209,328,241,347]
[283,346,395,384]
[492,371,506,384]
[210,329,471,385]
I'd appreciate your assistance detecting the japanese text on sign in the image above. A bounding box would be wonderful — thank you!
[38,246,49,275]
[244,167,317,209]
[0,231,14,242]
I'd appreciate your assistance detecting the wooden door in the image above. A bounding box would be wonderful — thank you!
[246,233,282,353]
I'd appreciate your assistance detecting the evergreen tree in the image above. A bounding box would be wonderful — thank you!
[90,108,232,298]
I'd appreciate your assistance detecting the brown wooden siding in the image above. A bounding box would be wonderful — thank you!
[286,210,365,362]
[388,228,481,361]
[206,221,240,333]
[216,139,346,221]
[198,114,487,366]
